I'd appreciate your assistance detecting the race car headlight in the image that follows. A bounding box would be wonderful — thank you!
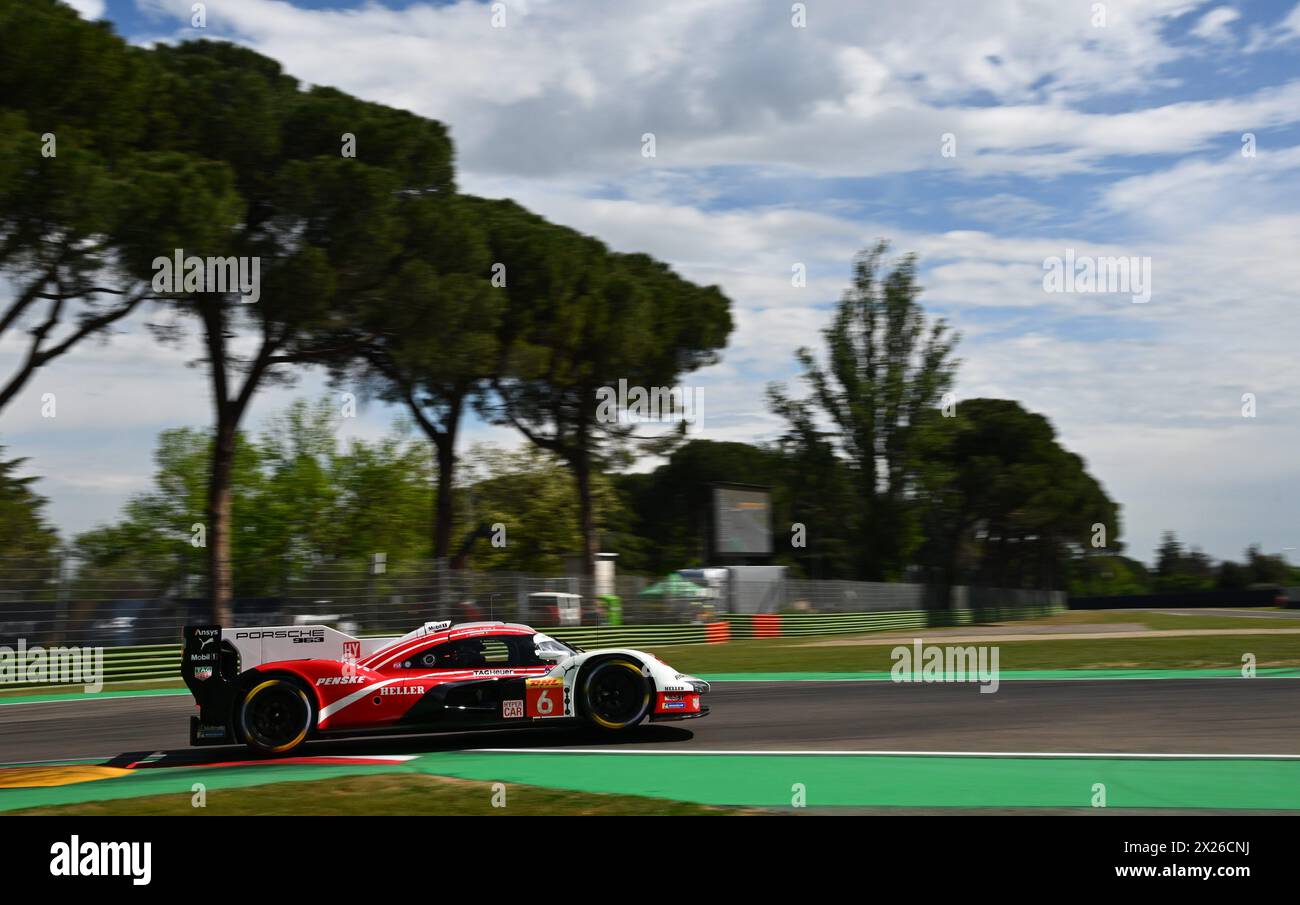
[688,679,710,694]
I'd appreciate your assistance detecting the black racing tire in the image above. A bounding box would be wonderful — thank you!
[579,658,651,730]
[238,677,315,756]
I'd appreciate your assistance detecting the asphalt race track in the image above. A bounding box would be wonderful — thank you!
[3,679,1298,767]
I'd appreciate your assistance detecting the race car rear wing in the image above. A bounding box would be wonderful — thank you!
[222,624,391,668]
[181,624,237,745]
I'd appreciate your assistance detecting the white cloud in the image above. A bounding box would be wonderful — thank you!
[1191,6,1240,43]
[63,0,105,20]
[128,0,1300,184]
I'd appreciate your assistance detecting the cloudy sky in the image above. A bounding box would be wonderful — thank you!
[7,0,1300,565]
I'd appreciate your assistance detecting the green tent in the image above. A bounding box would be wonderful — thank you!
[639,573,712,599]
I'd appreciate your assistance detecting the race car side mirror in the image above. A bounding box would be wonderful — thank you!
[536,648,567,661]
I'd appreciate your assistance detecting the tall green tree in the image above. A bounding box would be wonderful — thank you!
[484,201,732,572]
[0,447,60,575]
[912,398,1119,606]
[74,399,433,596]
[133,41,454,622]
[1152,531,1215,592]
[770,430,859,580]
[459,444,625,574]
[1243,544,1292,587]
[0,2,194,413]
[769,242,958,580]
[72,426,260,597]
[1068,554,1151,597]
[255,399,433,569]
[322,195,499,559]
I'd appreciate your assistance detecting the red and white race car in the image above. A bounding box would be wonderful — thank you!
[181,620,710,754]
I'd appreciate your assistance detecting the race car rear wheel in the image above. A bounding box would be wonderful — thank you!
[580,658,651,730]
[239,678,314,755]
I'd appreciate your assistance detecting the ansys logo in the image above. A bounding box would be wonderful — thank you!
[49,836,151,885]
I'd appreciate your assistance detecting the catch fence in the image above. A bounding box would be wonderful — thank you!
[0,555,1063,687]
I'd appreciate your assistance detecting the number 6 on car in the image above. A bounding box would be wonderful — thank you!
[526,676,566,718]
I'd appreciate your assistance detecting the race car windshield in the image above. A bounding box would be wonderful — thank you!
[534,634,580,655]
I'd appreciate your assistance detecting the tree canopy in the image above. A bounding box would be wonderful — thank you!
[912,397,1119,601]
[0,447,59,576]
[769,241,958,580]
[482,198,733,573]
[0,1,195,412]
[320,194,499,559]
[73,399,433,596]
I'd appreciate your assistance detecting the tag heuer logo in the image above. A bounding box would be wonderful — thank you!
[194,666,213,681]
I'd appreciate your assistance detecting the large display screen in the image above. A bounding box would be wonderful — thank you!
[713,485,772,556]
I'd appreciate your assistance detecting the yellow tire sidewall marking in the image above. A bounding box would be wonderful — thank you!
[586,659,650,729]
[242,679,311,753]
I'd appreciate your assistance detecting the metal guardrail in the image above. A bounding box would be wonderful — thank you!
[725,603,1060,638]
[547,624,711,648]
[729,611,929,638]
[2,604,1063,690]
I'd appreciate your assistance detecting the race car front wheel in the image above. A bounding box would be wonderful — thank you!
[580,658,651,730]
[239,678,314,755]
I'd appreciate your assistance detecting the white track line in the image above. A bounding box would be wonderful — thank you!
[709,675,1300,682]
[0,752,420,769]
[0,691,189,707]
[466,747,1300,759]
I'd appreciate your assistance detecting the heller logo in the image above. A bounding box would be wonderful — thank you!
[49,836,151,885]
[381,685,425,696]
[152,248,261,304]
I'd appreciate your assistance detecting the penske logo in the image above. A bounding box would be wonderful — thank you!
[316,676,368,686]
